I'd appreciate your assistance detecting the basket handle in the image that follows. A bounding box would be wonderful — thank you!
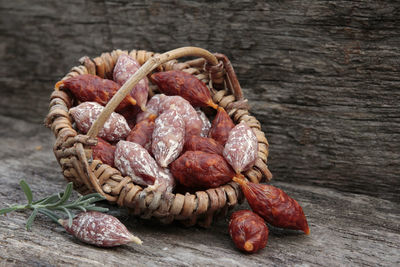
[214,53,243,100]
[87,46,219,139]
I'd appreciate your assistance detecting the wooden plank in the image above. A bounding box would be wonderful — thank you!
[0,116,399,266]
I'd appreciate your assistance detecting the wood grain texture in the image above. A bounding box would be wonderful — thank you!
[0,0,399,201]
[0,117,399,266]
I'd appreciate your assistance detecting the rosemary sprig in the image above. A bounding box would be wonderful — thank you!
[0,180,108,230]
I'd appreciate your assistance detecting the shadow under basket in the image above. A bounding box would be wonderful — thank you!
[45,46,272,227]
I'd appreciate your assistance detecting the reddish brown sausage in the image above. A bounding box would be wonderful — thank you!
[150,70,217,109]
[171,151,235,189]
[126,115,156,151]
[208,107,235,145]
[183,135,224,156]
[233,178,310,235]
[56,74,136,112]
[229,210,269,253]
[92,138,116,167]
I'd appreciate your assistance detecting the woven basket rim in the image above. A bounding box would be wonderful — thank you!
[46,47,272,227]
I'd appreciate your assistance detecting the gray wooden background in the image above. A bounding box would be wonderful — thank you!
[0,1,399,266]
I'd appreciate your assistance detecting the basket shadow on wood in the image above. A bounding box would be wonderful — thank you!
[45,47,272,227]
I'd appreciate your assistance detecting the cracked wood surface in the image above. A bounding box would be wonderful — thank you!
[0,0,399,266]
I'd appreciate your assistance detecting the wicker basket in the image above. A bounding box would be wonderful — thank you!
[45,47,272,227]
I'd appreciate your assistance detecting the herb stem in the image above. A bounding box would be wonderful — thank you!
[0,180,108,230]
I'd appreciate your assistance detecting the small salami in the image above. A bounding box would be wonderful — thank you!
[233,178,310,234]
[113,54,149,111]
[115,140,173,193]
[183,135,224,156]
[208,107,235,145]
[136,94,166,123]
[92,138,116,167]
[170,151,235,189]
[159,95,202,137]
[56,74,136,112]
[126,115,156,151]
[59,211,142,247]
[152,109,185,167]
[229,210,269,253]
[150,70,218,109]
[197,109,211,137]
[223,121,258,174]
[69,102,130,142]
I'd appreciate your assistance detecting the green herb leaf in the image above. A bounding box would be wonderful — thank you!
[38,209,61,224]
[20,180,33,205]
[32,194,60,206]
[46,182,73,208]
[26,208,38,230]
[61,207,74,227]
[77,206,87,212]
[86,206,109,212]
[0,205,22,215]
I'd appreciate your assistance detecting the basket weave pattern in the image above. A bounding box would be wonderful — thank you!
[46,47,272,227]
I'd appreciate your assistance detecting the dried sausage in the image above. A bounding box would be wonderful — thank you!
[59,211,142,247]
[69,102,130,142]
[229,210,269,253]
[208,107,235,145]
[126,115,156,151]
[223,121,258,174]
[183,135,224,156]
[113,54,149,111]
[152,109,185,167]
[56,74,136,112]
[233,178,310,234]
[92,138,116,167]
[115,140,175,193]
[170,151,235,189]
[159,95,202,138]
[150,70,217,109]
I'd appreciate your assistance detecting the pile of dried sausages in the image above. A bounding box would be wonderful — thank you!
[57,53,309,253]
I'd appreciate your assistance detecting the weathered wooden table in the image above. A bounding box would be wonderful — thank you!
[0,1,399,266]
